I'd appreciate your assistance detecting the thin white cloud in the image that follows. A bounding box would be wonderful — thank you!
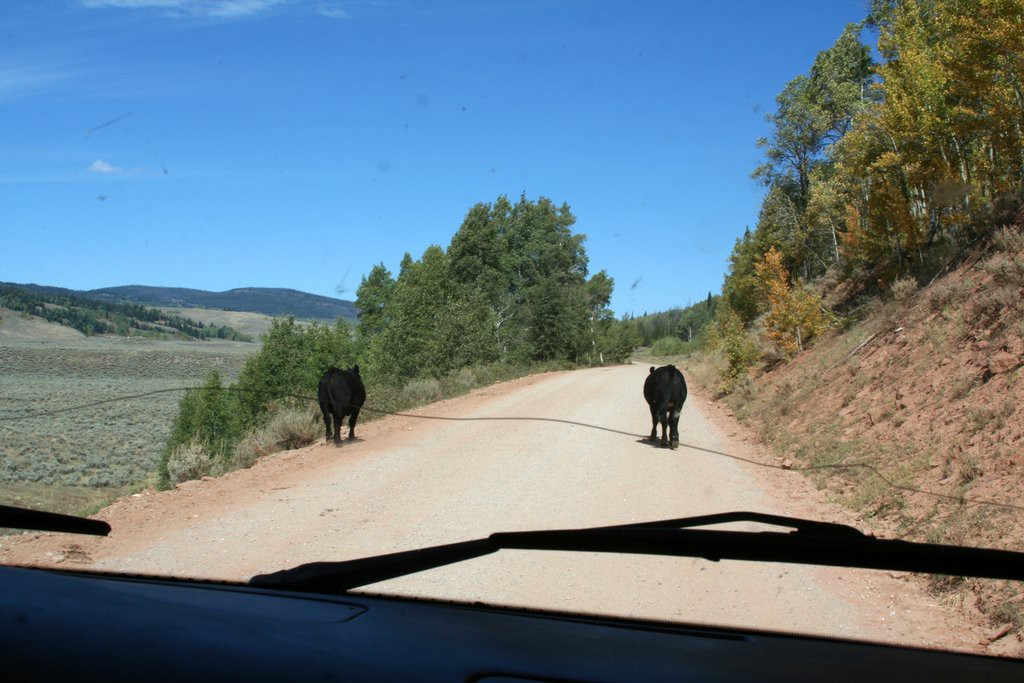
[79,0,192,8]
[0,65,77,99]
[79,0,289,18]
[315,3,350,19]
[88,159,124,174]
[206,0,287,17]
[80,0,354,20]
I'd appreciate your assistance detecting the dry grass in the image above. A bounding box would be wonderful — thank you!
[992,225,1024,253]
[223,407,321,476]
[0,306,85,341]
[157,307,287,339]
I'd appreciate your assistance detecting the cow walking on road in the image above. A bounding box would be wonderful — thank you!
[318,365,367,446]
[643,365,687,449]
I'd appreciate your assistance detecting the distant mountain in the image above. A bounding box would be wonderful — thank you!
[7,284,358,321]
[0,284,252,341]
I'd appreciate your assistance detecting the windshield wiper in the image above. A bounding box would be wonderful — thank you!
[248,511,1024,593]
[0,504,111,536]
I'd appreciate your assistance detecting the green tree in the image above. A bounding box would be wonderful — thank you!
[235,317,356,427]
[505,195,590,361]
[675,294,719,343]
[706,304,761,393]
[159,369,240,487]
[722,228,766,323]
[597,318,641,364]
[754,74,827,210]
[583,270,615,364]
[524,276,585,362]
[744,23,876,288]
[355,194,613,379]
[448,198,514,307]
[445,194,596,363]
[355,263,396,343]
[369,245,498,381]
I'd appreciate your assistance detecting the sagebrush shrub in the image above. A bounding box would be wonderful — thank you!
[224,408,320,475]
[982,251,1024,287]
[264,408,321,450]
[403,378,442,404]
[927,277,967,314]
[448,367,478,393]
[966,287,1018,331]
[165,440,214,485]
[889,277,919,302]
[993,226,1024,253]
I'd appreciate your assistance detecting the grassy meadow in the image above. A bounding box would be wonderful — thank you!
[156,307,280,340]
[0,335,255,515]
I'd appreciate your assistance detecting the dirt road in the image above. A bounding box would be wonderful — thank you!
[0,363,995,652]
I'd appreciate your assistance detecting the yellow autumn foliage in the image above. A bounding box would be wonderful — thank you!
[755,247,834,358]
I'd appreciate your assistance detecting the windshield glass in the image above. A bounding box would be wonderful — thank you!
[2,0,1022,659]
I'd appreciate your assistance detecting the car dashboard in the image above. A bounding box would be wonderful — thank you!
[2,564,1022,682]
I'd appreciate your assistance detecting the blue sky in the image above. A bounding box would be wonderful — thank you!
[1,0,871,317]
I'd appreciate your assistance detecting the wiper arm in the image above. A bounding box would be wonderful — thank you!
[0,504,111,536]
[615,510,865,536]
[249,511,1024,593]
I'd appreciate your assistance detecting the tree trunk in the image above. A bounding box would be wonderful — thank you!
[829,218,840,263]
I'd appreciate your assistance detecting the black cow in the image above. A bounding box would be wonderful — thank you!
[643,365,687,449]
[318,365,367,446]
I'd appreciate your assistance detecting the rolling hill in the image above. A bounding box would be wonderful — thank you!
[0,284,252,342]
[6,283,358,321]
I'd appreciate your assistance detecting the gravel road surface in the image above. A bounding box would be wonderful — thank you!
[1,363,991,652]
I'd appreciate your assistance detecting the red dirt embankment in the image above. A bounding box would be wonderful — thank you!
[698,234,1024,656]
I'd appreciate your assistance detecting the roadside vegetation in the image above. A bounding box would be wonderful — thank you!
[665,0,1024,638]
[691,228,1024,638]
[159,195,641,487]
[708,0,1024,385]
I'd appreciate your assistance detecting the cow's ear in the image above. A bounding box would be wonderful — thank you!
[352,364,360,374]
[649,367,655,373]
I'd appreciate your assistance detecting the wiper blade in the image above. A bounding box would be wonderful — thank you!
[0,504,111,536]
[249,511,1024,593]
[618,510,865,536]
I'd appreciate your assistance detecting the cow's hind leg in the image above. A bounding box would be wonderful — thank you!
[669,406,681,450]
[331,408,343,446]
[659,408,670,447]
[319,402,333,443]
[649,405,659,441]
[347,408,361,440]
